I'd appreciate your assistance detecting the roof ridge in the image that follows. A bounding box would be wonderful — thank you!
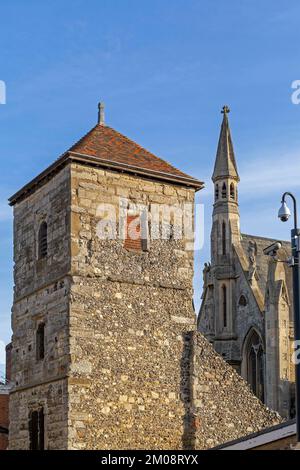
[68,123,99,154]
[76,124,192,179]
[241,233,290,244]
[54,123,99,163]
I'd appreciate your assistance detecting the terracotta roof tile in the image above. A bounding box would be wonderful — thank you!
[69,124,200,183]
[9,123,203,205]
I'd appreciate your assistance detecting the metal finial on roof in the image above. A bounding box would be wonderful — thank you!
[98,102,105,125]
[221,105,230,115]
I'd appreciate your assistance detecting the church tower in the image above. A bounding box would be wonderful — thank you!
[201,106,241,366]
[211,105,240,264]
[8,105,203,450]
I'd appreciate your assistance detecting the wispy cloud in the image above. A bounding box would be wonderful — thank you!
[239,150,300,198]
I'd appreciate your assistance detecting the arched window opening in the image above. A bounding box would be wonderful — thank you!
[222,285,227,328]
[239,295,247,307]
[222,221,226,255]
[36,323,45,361]
[215,184,219,200]
[29,408,44,450]
[230,183,235,200]
[221,183,227,199]
[245,330,264,402]
[38,222,48,259]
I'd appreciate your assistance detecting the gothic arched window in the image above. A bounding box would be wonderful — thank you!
[222,221,226,255]
[38,221,48,259]
[230,183,235,200]
[244,330,264,402]
[222,285,227,328]
[215,184,219,200]
[221,183,227,199]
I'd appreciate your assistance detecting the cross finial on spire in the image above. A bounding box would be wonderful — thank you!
[212,104,239,183]
[98,102,105,125]
[221,105,230,115]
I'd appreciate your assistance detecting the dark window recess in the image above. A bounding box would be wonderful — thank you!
[29,408,45,450]
[230,183,235,200]
[215,184,219,200]
[36,323,45,361]
[221,183,227,198]
[222,222,226,255]
[239,295,247,307]
[222,285,227,328]
[38,222,48,259]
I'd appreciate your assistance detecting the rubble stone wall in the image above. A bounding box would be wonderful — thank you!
[9,379,68,450]
[67,164,197,449]
[9,167,71,449]
[191,332,281,449]
[9,161,281,450]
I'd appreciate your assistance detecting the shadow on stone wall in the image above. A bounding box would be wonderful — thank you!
[278,379,296,420]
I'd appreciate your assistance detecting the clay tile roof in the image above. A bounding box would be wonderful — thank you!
[69,124,202,184]
[9,123,203,205]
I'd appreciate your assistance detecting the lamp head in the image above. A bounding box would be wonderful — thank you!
[278,201,291,222]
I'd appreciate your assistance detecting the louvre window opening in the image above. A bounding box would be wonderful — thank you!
[221,183,227,198]
[215,184,219,200]
[38,222,48,259]
[36,323,45,361]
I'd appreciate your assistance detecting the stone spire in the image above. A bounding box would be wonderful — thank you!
[212,106,239,182]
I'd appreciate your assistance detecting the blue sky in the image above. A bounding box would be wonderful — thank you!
[1,1,300,367]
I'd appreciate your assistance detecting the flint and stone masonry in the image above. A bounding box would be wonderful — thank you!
[8,114,280,449]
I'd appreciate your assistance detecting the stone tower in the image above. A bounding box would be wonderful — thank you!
[8,105,204,450]
[207,106,241,365]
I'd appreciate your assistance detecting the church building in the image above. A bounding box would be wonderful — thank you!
[198,106,295,420]
[8,104,281,449]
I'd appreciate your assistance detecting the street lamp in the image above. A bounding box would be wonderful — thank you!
[278,192,300,443]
